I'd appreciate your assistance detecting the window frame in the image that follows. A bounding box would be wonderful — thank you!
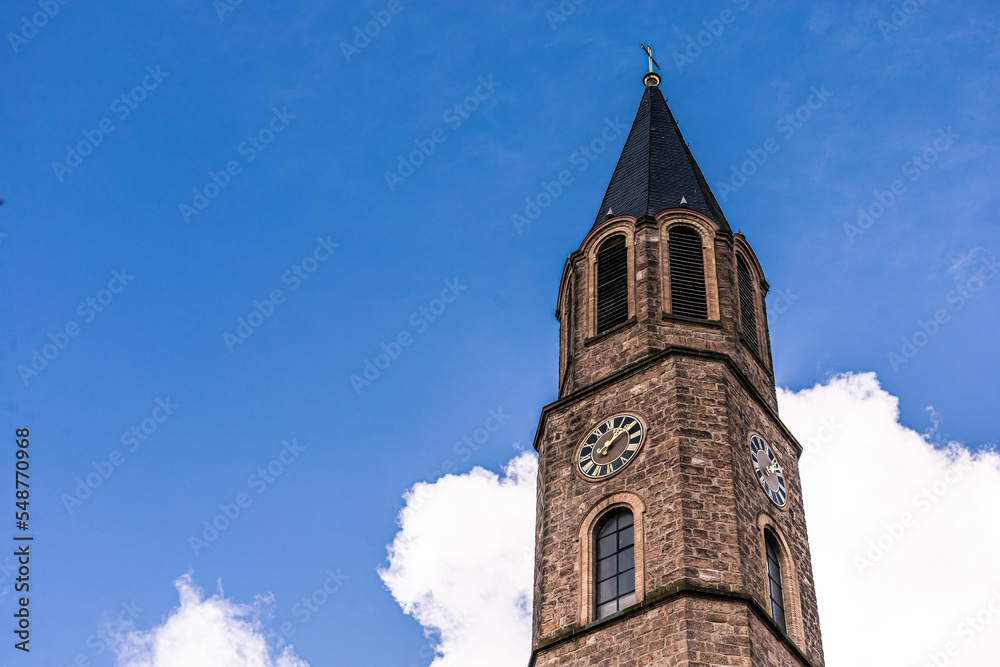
[666,223,710,320]
[593,508,637,620]
[658,212,721,322]
[595,235,630,334]
[756,513,804,644]
[733,236,771,369]
[578,492,646,626]
[586,225,636,338]
[736,252,762,356]
[765,530,787,633]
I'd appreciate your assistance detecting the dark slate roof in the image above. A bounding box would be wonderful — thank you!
[591,82,731,233]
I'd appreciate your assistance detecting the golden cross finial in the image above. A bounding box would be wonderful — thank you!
[640,43,661,74]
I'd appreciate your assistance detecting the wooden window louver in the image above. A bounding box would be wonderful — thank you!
[737,256,759,354]
[596,236,629,334]
[668,226,709,319]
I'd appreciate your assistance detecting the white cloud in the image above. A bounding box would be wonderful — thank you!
[383,372,1000,666]
[379,452,537,667]
[780,372,1000,666]
[113,573,310,667]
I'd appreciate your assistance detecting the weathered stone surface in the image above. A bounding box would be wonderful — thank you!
[532,210,824,667]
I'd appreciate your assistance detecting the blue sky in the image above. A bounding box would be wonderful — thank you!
[0,0,997,665]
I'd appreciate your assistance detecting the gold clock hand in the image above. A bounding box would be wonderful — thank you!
[599,429,624,456]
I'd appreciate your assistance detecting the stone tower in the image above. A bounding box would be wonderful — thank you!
[528,70,825,666]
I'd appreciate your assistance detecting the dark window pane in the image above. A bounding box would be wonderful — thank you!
[597,577,617,602]
[597,534,617,559]
[618,546,634,572]
[618,525,634,550]
[618,570,635,595]
[594,509,638,620]
[597,514,618,537]
[597,601,618,619]
[772,601,786,633]
[765,532,786,633]
[597,555,617,581]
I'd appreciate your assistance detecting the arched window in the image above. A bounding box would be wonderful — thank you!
[668,225,708,319]
[765,531,787,633]
[736,255,759,354]
[594,508,635,619]
[595,235,629,334]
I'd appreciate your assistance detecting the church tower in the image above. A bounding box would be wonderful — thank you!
[529,67,826,666]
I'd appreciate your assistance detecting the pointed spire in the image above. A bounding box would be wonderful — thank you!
[591,80,731,232]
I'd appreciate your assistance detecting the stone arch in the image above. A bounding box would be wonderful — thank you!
[756,513,805,646]
[578,491,646,625]
[657,210,721,321]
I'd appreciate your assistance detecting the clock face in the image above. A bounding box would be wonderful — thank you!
[748,434,787,508]
[576,413,645,481]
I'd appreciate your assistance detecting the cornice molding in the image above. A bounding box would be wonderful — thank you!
[532,346,802,457]
[528,580,818,667]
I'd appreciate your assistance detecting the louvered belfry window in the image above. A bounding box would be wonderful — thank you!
[668,225,708,319]
[596,235,629,334]
[595,509,636,619]
[565,284,573,349]
[765,531,788,633]
[737,256,760,354]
